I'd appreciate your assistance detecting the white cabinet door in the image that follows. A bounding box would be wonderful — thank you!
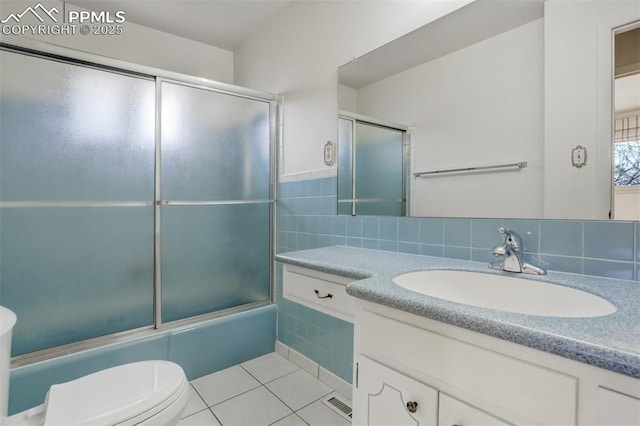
[353,355,438,426]
[597,387,640,426]
[438,393,510,426]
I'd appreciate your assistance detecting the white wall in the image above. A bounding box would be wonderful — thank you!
[0,0,233,82]
[234,0,472,181]
[354,20,544,218]
[544,0,640,219]
[237,0,640,220]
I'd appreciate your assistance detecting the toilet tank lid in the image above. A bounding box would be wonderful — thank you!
[43,360,187,426]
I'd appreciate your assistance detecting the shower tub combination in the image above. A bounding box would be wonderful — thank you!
[0,40,277,415]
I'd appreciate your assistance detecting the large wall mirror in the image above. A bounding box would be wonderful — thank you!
[337,0,640,220]
[614,25,640,220]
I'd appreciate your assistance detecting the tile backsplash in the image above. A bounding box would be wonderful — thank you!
[277,176,638,281]
[275,176,639,384]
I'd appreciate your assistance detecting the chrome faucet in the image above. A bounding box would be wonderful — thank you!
[489,228,546,275]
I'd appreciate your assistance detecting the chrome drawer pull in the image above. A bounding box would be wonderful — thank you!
[314,289,333,299]
[406,401,418,413]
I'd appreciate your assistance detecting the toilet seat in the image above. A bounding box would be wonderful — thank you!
[42,361,188,426]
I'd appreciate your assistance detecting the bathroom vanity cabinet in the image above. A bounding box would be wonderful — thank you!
[353,300,640,426]
[276,247,640,426]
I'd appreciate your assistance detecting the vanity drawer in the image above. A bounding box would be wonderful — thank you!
[282,264,355,322]
[359,309,578,425]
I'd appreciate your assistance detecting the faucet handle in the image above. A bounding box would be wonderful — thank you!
[491,243,507,257]
[498,227,522,251]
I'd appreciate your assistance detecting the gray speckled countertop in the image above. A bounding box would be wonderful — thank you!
[275,246,640,379]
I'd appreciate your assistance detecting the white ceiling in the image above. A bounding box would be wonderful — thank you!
[69,0,293,51]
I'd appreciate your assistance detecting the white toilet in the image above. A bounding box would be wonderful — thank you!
[0,306,190,426]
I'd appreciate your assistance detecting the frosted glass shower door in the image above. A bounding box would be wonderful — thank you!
[337,118,354,215]
[0,50,155,355]
[354,122,404,216]
[160,82,271,323]
[337,118,405,216]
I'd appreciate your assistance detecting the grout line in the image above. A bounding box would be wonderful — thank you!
[233,357,339,425]
[187,383,209,410]
[179,407,209,421]
[207,406,223,425]
[260,382,298,416]
[266,412,297,426]
[181,384,224,424]
[535,252,635,263]
[241,362,300,386]
[238,355,342,422]
[581,221,585,259]
[195,381,263,409]
[268,413,310,426]
[208,384,262,408]
[294,390,335,413]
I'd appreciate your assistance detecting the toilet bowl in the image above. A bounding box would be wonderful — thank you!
[0,306,189,426]
[0,307,16,421]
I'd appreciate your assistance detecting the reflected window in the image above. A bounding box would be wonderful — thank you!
[612,59,640,220]
[614,140,640,186]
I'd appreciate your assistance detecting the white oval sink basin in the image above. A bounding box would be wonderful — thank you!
[393,270,616,317]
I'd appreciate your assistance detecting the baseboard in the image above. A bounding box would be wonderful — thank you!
[275,341,352,400]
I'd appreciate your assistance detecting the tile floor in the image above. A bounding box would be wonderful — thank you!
[177,352,351,426]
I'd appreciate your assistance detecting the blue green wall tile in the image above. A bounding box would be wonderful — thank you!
[275,176,639,387]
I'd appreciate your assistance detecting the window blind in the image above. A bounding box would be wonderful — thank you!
[615,113,640,142]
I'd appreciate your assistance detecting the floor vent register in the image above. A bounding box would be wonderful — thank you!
[322,395,352,422]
